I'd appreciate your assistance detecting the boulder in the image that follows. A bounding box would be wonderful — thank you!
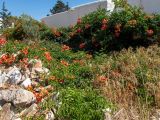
[0,88,36,107]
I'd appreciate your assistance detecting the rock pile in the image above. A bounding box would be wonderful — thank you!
[0,59,51,120]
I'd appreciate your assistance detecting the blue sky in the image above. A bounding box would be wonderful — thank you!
[0,0,96,20]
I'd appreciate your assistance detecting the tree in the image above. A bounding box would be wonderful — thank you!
[0,1,11,29]
[50,0,70,15]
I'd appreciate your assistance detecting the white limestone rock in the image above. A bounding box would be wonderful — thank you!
[6,66,22,85]
[0,88,36,108]
[21,78,32,88]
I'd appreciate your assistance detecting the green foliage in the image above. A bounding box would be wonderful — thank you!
[50,0,70,15]
[56,88,112,120]
[55,8,160,53]
[3,15,55,41]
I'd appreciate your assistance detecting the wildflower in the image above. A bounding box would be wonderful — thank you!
[61,44,70,51]
[59,79,64,84]
[0,54,15,65]
[54,31,61,37]
[0,38,7,46]
[101,24,107,30]
[102,18,108,24]
[40,87,49,97]
[20,58,28,65]
[49,76,56,80]
[60,60,69,66]
[33,92,43,103]
[77,28,82,33]
[98,75,108,82]
[146,29,154,37]
[73,59,84,65]
[77,18,82,24]
[79,43,85,49]
[21,47,29,55]
[44,52,52,61]
[1,54,8,61]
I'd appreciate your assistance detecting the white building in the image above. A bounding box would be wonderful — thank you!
[41,0,160,28]
[0,18,2,28]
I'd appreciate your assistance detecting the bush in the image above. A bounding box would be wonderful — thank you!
[3,15,55,41]
[55,7,160,52]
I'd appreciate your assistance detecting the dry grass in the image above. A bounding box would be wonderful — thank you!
[90,45,160,120]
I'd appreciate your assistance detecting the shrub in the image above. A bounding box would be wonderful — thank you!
[3,15,55,41]
[55,7,160,52]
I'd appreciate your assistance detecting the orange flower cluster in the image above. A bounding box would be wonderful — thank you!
[60,60,69,66]
[0,38,7,46]
[21,47,29,55]
[27,86,50,104]
[0,54,15,65]
[54,31,61,37]
[61,44,70,52]
[19,58,29,69]
[44,52,52,61]
[101,18,108,31]
[49,75,56,81]
[73,59,84,65]
[77,28,82,33]
[97,75,108,83]
[79,43,85,49]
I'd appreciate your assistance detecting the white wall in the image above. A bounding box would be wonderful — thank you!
[128,0,160,14]
[41,0,160,28]
[41,0,114,28]
[0,18,2,27]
